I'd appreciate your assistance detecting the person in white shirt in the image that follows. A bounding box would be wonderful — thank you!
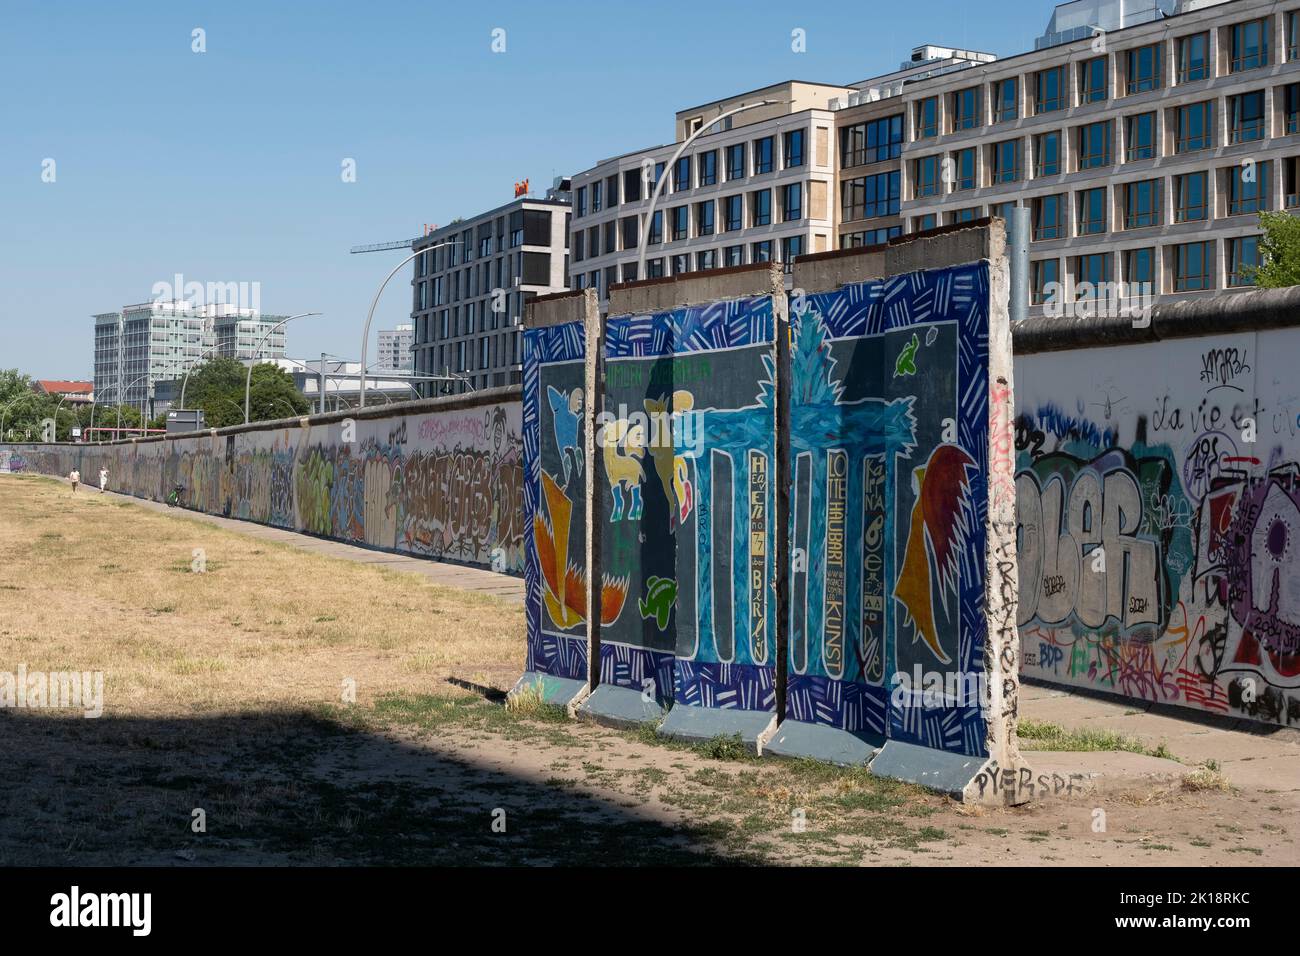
[99,468,108,493]
[69,469,80,493]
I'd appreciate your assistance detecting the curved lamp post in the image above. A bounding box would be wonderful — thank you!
[0,398,22,443]
[636,100,781,282]
[244,312,321,423]
[359,239,461,409]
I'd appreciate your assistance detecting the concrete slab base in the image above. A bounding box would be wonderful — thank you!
[656,705,774,751]
[762,720,884,765]
[508,672,587,708]
[869,740,990,798]
[577,684,668,728]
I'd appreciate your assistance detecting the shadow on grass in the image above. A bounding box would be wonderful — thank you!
[0,703,763,867]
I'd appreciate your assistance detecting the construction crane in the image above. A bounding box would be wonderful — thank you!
[350,225,441,255]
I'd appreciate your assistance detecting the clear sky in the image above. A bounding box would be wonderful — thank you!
[0,0,1052,379]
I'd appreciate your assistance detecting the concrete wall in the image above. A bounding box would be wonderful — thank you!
[1,388,524,572]
[1015,287,1300,727]
[521,224,1028,801]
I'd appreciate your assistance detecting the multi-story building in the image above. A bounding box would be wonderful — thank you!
[94,300,288,415]
[898,0,1299,308]
[568,81,846,307]
[408,182,572,395]
[376,324,414,371]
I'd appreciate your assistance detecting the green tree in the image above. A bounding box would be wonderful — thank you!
[1252,211,1300,288]
[182,358,309,429]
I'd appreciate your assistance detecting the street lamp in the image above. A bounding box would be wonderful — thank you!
[0,398,22,443]
[244,312,321,423]
[359,239,461,409]
[636,100,781,282]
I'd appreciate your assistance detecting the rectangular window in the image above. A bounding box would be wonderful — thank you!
[840,115,904,166]
[751,240,773,263]
[783,129,805,168]
[697,150,717,187]
[995,77,1019,122]
[696,199,715,236]
[1290,11,1300,60]
[1077,187,1107,235]
[591,180,603,212]
[1126,247,1155,288]
[1126,43,1162,94]
[1076,120,1112,170]
[1031,258,1060,305]
[606,174,620,208]
[1075,253,1113,296]
[1125,112,1156,161]
[1288,157,1300,207]
[1228,160,1271,215]
[1231,18,1270,73]
[621,215,638,250]
[781,182,803,222]
[780,235,805,273]
[1175,101,1213,152]
[916,213,937,231]
[1035,67,1065,113]
[648,210,663,245]
[647,258,665,279]
[841,171,900,220]
[1173,241,1213,291]
[1032,193,1064,240]
[754,137,774,174]
[623,168,642,203]
[1079,56,1108,103]
[671,205,688,241]
[949,207,980,224]
[724,245,745,267]
[1230,91,1266,143]
[1286,83,1300,134]
[672,254,690,276]
[916,96,939,138]
[604,220,616,256]
[951,86,982,130]
[696,249,717,271]
[1177,32,1209,82]
[1124,179,1161,228]
[726,144,745,181]
[1035,131,1060,176]
[673,156,691,192]
[990,139,1021,183]
[575,186,587,217]
[724,194,743,232]
[1228,235,1261,286]
[954,147,976,190]
[1175,171,1209,221]
[913,155,941,198]
[751,189,772,226]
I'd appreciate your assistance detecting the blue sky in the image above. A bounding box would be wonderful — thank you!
[0,0,1051,378]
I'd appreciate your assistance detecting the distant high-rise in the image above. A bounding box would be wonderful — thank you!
[376,324,415,371]
[93,300,289,416]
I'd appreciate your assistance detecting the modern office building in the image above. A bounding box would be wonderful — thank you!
[94,300,288,415]
[408,182,572,395]
[376,324,415,371]
[897,0,1298,308]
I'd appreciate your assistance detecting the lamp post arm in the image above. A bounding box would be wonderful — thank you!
[244,312,320,423]
[636,100,779,281]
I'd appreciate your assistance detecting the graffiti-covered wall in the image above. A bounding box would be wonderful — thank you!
[1016,330,1300,726]
[1,392,524,571]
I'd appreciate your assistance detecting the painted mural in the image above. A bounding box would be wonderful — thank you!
[523,318,596,684]
[1,399,524,572]
[786,262,994,755]
[1016,330,1300,726]
[599,295,779,712]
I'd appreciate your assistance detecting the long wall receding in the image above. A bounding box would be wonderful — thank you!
[0,388,524,572]
[1014,290,1300,728]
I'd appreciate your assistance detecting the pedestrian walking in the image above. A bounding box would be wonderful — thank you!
[69,469,80,493]
[99,467,108,493]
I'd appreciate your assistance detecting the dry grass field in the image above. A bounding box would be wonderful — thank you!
[0,472,1295,866]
